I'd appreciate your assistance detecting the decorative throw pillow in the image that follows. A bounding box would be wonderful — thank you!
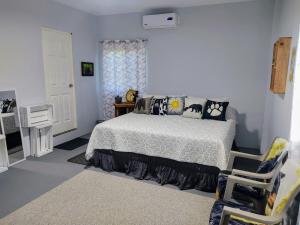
[202,100,229,121]
[150,98,168,115]
[182,97,206,119]
[133,97,152,114]
[167,97,185,115]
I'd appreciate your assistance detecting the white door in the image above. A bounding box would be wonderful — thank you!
[42,28,77,135]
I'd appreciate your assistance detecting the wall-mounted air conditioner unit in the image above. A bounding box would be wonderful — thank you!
[143,13,178,29]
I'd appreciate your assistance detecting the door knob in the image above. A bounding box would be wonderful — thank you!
[69,84,74,88]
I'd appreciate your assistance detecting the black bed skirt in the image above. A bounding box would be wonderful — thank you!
[90,149,220,193]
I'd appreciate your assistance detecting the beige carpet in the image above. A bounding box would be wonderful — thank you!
[0,170,214,225]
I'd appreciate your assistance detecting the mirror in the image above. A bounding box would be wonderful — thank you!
[0,90,25,166]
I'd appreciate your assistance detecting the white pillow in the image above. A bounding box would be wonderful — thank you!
[182,97,207,119]
[208,97,230,102]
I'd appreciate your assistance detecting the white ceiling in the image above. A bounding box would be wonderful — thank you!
[52,0,256,16]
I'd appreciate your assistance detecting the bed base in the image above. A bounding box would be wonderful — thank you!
[90,149,220,193]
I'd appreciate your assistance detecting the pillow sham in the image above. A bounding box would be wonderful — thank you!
[133,97,152,114]
[182,97,206,119]
[202,100,229,121]
[150,98,168,115]
[167,97,185,115]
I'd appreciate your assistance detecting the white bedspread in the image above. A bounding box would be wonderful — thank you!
[86,113,236,170]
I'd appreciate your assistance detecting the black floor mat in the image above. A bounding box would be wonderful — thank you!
[67,152,89,166]
[55,138,89,150]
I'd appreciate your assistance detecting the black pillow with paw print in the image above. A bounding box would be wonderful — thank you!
[202,100,229,121]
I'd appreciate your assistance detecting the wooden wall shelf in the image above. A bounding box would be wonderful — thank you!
[270,37,292,94]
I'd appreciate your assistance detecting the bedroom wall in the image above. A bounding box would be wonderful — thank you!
[261,0,300,152]
[0,0,99,156]
[96,0,274,149]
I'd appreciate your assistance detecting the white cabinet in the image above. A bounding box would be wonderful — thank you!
[30,125,53,157]
[20,104,54,157]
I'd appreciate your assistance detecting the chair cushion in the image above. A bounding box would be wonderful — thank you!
[265,175,281,216]
[265,138,288,161]
[216,174,281,216]
[216,171,262,201]
[257,138,288,174]
[228,216,266,225]
[256,156,279,174]
[209,200,253,225]
[275,169,300,216]
[229,174,300,225]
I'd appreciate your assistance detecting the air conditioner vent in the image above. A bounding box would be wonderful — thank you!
[143,13,178,29]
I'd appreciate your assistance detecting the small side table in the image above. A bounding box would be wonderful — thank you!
[114,103,135,117]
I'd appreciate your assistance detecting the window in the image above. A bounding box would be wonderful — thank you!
[102,40,147,119]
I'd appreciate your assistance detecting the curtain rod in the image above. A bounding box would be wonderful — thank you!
[99,39,148,44]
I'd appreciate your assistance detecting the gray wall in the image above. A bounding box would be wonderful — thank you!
[0,0,99,156]
[261,0,300,152]
[97,0,274,148]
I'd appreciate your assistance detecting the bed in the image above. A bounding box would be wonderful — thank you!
[86,113,236,192]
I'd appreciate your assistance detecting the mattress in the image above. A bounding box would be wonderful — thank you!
[86,113,236,170]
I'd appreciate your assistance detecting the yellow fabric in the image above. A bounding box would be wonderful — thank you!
[265,138,288,161]
[274,168,300,215]
[263,138,288,216]
[230,215,265,225]
[170,99,180,109]
[215,190,220,200]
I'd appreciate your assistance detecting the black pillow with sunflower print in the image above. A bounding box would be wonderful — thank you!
[150,98,168,115]
[167,97,185,115]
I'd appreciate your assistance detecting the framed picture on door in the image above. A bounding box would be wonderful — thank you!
[81,62,94,76]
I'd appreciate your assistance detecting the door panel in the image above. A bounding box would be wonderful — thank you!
[42,28,77,135]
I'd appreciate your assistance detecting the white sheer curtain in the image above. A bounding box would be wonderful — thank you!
[102,40,147,120]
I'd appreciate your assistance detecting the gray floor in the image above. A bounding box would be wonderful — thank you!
[0,145,87,218]
[0,136,213,219]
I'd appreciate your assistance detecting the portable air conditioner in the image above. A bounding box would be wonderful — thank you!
[143,13,178,29]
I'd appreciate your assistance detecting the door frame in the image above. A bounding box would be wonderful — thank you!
[41,27,78,135]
